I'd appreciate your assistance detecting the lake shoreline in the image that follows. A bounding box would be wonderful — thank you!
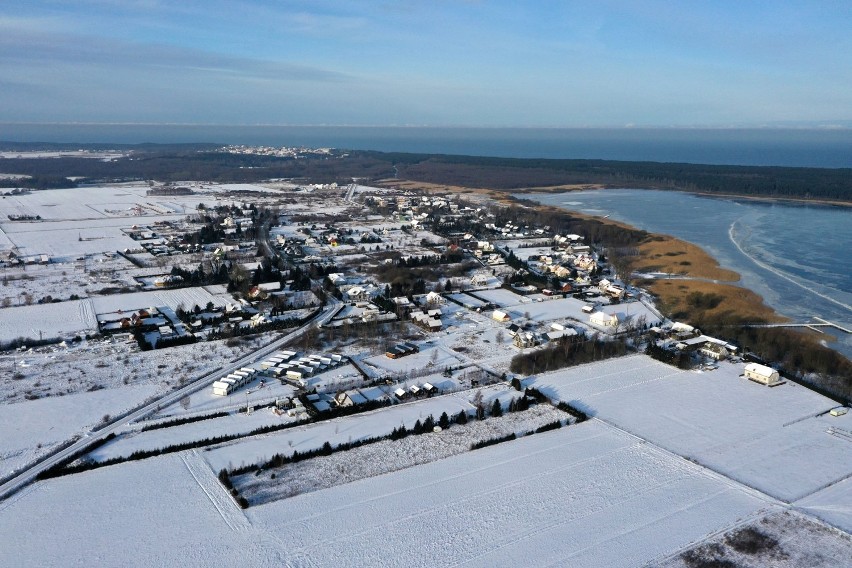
[511,186,852,208]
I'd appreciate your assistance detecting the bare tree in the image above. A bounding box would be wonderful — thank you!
[180,395,191,411]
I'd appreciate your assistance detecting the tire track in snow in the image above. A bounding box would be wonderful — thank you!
[78,298,97,330]
[181,450,250,533]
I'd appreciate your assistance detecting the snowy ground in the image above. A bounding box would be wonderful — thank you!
[0,333,269,403]
[530,355,851,503]
[0,384,159,478]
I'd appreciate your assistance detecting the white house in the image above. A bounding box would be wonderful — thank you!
[590,311,619,328]
[744,363,783,386]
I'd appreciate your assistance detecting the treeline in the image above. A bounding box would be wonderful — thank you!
[378,153,852,202]
[7,175,77,190]
[510,335,632,375]
[10,146,851,201]
[1,150,394,185]
[230,395,574,478]
[139,410,230,432]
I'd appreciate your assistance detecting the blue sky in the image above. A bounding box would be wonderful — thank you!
[2,1,851,127]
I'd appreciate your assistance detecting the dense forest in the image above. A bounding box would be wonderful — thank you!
[1,144,850,201]
[382,153,852,201]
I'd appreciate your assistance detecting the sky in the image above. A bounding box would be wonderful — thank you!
[2,1,852,128]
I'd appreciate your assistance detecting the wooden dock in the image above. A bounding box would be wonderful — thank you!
[744,317,851,334]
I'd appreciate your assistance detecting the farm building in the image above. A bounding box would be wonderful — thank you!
[744,363,783,386]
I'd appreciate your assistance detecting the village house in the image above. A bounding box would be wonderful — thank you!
[492,309,511,322]
[590,311,619,328]
[334,390,368,408]
[514,332,540,349]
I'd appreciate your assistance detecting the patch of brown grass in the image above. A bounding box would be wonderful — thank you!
[635,237,740,282]
[641,279,786,324]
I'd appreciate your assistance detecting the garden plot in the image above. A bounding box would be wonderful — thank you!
[361,344,463,375]
[531,355,851,503]
[234,403,568,504]
[470,287,528,307]
[247,420,780,568]
[303,363,366,394]
[0,299,97,343]
[0,384,159,478]
[203,391,494,473]
[0,254,158,308]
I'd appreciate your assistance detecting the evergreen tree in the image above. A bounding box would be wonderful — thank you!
[491,399,503,418]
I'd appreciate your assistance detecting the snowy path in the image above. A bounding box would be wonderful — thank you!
[181,450,250,533]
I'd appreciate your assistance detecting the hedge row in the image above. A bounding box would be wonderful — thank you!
[140,410,230,432]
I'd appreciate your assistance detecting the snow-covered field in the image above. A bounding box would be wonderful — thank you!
[90,287,229,315]
[246,421,781,567]
[0,420,805,568]
[530,355,851,503]
[0,384,158,477]
[797,477,852,534]
[0,453,270,567]
[0,299,97,343]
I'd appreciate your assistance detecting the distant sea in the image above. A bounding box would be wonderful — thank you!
[2,125,852,168]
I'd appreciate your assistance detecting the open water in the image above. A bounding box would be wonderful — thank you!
[3,125,852,168]
[526,190,852,360]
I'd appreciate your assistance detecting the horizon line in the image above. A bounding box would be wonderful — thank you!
[1,122,851,131]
